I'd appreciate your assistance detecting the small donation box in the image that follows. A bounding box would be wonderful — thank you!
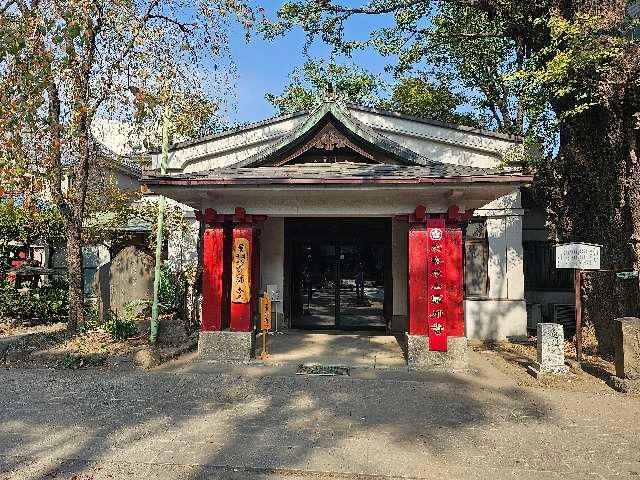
[555,243,601,270]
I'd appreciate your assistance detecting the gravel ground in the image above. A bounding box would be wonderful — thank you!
[1,351,639,480]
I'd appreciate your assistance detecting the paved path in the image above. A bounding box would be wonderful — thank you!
[1,352,639,480]
[260,332,407,369]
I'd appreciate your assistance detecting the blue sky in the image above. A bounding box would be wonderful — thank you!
[224,3,395,124]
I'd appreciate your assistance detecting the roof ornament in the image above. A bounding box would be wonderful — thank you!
[323,82,338,102]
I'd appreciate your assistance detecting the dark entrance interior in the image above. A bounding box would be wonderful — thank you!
[285,218,392,331]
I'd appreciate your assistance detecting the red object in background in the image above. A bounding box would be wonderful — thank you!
[7,249,29,282]
[445,228,464,337]
[408,225,429,336]
[230,225,254,332]
[201,226,226,331]
[426,218,447,351]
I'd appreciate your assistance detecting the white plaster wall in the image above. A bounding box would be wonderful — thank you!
[473,191,526,302]
[260,217,285,293]
[486,217,509,299]
[505,215,525,300]
[465,300,527,340]
[464,189,527,339]
[391,220,408,332]
[167,215,199,273]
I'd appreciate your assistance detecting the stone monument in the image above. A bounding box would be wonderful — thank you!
[109,246,154,315]
[528,323,569,378]
[608,317,640,393]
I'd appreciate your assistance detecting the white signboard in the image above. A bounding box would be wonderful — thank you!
[555,243,601,270]
[266,284,281,302]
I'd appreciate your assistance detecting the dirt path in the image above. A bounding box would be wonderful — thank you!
[1,351,639,480]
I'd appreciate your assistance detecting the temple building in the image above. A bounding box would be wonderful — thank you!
[143,98,533,369]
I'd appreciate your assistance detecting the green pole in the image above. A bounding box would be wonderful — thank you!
[150,99,170,344]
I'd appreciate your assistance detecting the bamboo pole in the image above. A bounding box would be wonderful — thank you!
[150,98,170,344]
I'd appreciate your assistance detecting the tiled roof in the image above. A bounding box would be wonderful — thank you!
[144,162,529,186]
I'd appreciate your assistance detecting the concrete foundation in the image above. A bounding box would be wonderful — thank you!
[405,334,468,371]
[198,330,255,363]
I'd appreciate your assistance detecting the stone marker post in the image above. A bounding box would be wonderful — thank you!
[608,317,640,393]
[613,317,640,379]
[528,323,569,378]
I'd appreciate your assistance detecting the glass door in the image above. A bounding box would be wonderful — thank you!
[291,242,337,329]
[337,243,387,330]
[290,241,386,331]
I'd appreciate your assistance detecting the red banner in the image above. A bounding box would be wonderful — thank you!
[426,218,447,351]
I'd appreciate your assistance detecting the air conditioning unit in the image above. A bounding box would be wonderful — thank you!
[552,304,575,328]
[526,303,542,331]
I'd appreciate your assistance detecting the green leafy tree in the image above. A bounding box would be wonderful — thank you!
[0,0,255,335]
[264,1,640,352]
[266,59,383,114]
[267,59,483,127]
[378,76,482,127]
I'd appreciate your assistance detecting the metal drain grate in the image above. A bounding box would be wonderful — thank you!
[296,364,350,376]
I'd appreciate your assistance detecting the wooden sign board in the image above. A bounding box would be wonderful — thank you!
[231,237,250,303]
[555,243,601,270]
[260,294,272,330]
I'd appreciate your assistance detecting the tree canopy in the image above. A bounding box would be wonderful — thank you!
[0,0,255,334]
[266,59,483,128]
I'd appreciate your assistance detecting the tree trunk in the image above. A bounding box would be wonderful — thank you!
[65,222,85,336]
[543,99,640,355]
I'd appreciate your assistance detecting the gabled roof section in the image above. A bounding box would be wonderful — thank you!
[230,100,433,168]
[144,162,531,187]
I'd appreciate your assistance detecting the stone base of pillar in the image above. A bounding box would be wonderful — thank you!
[527,362,569,379]
[198,330,255,363]
[405,334,468,371]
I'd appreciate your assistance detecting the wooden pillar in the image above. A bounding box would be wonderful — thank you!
[201,225,226,331]
[230,225,254,332]
[408,224,429,336]
[445,228,465,337]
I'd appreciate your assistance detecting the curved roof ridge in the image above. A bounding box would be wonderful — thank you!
[227,100,436,168]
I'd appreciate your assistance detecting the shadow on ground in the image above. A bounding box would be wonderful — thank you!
[1,346,639,479]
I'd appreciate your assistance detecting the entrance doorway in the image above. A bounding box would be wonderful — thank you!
[285,218,391,331]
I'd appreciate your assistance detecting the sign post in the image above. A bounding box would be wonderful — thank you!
[555,243,601,362]
[266,284,281,333]
[257,293,272,360]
